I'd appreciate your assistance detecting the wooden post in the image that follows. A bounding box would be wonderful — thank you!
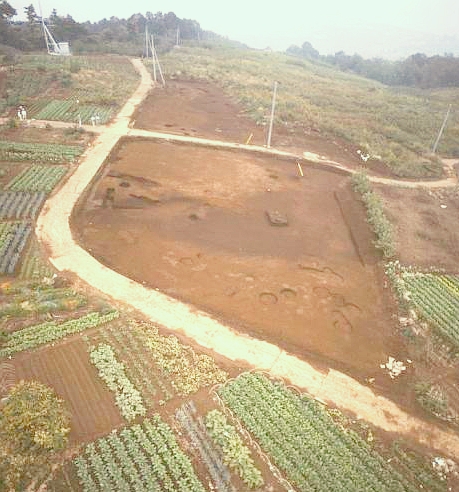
[297,162,304,177]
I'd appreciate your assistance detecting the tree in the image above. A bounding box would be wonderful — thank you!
[127,13,146,35]
[50,8,58,23]
[24,3,37,24]
[0,1,16,22]
[286,41,319,60]
[0,381,70,491]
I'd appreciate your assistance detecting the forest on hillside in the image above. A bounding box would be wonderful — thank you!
[287,41,459,89]
[1,0,459,89]
[0,0,226,56]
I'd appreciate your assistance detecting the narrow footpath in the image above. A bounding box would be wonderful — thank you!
[36,58,459,458]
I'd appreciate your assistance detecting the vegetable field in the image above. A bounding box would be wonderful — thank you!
[0,137,79,277]
[387,262,459,350]
[0,221,32,275]
[402,272,459,348]
[30,100,113,125]
[217,372,421,492]
[74,415,205,492]
[0,282,86,318]
[205,409,264,489]
[18,237,55,280]
[0,311,119,358]
[0,191,46,219]
[89,321,228,410]
[0,141,83,163]
[89,343,147,422]
[5,165,67,192]
[175,401,236,492]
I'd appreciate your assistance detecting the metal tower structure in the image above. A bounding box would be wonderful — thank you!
[41,15,71,55]
[38,2,71,56]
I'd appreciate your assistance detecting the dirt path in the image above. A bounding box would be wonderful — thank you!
[35,58,459,457]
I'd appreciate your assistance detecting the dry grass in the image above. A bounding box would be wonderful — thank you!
[160,45,459,178]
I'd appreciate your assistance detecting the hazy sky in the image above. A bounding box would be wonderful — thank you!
[11,0,459,58]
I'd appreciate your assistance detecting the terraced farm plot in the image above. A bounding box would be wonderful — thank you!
[217,372,443,492]
[0,191,46,219]
[0,282,87,318]
[73,416,206,492]
[0,221,32,275]
[6,165,67,192]
[31,100,113,125]
[11,338,124,442]
[0,141,83,163]
[388,263,459,351]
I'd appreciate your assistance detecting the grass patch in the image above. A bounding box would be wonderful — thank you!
[161,45,458,178]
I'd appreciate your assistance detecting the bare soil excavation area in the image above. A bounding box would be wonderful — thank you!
[74,139,403,379]
[71,80,411,399]
[133,79,364,166]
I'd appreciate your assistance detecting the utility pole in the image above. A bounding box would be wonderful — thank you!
[266,81,278,148]
[432,104,452,154]
[149,35,165,86]
[150,35,157,82]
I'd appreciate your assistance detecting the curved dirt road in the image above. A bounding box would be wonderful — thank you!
[36,58,459,458]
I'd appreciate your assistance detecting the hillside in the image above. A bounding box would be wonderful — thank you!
[0,48,459,491]
[159,45,459,178]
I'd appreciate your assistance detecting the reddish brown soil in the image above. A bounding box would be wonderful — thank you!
[72,136,411,399]
[133,79,367,168]
[377,184,459,272]
[10,338,123,443]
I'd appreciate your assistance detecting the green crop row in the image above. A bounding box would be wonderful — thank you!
[0,141,83,163]
[74,415,205,492]
[175,401,234,491]
[6,165,67,192]
[351,170,396,258]
[89,343,146,422]
[205,409,264,489]
[0,191,46,220]
[0,221,32,275]
[18,237,55,280]
[32,99,113,124]
[218,372,420,492]
[0,311,119,357]
[387,261,459,350]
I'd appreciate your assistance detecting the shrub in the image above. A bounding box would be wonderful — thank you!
[351,170,396,258]
[0,381,70,490]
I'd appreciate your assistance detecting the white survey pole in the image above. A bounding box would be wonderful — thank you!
[266,81,278,148]
[432,104,452,154]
